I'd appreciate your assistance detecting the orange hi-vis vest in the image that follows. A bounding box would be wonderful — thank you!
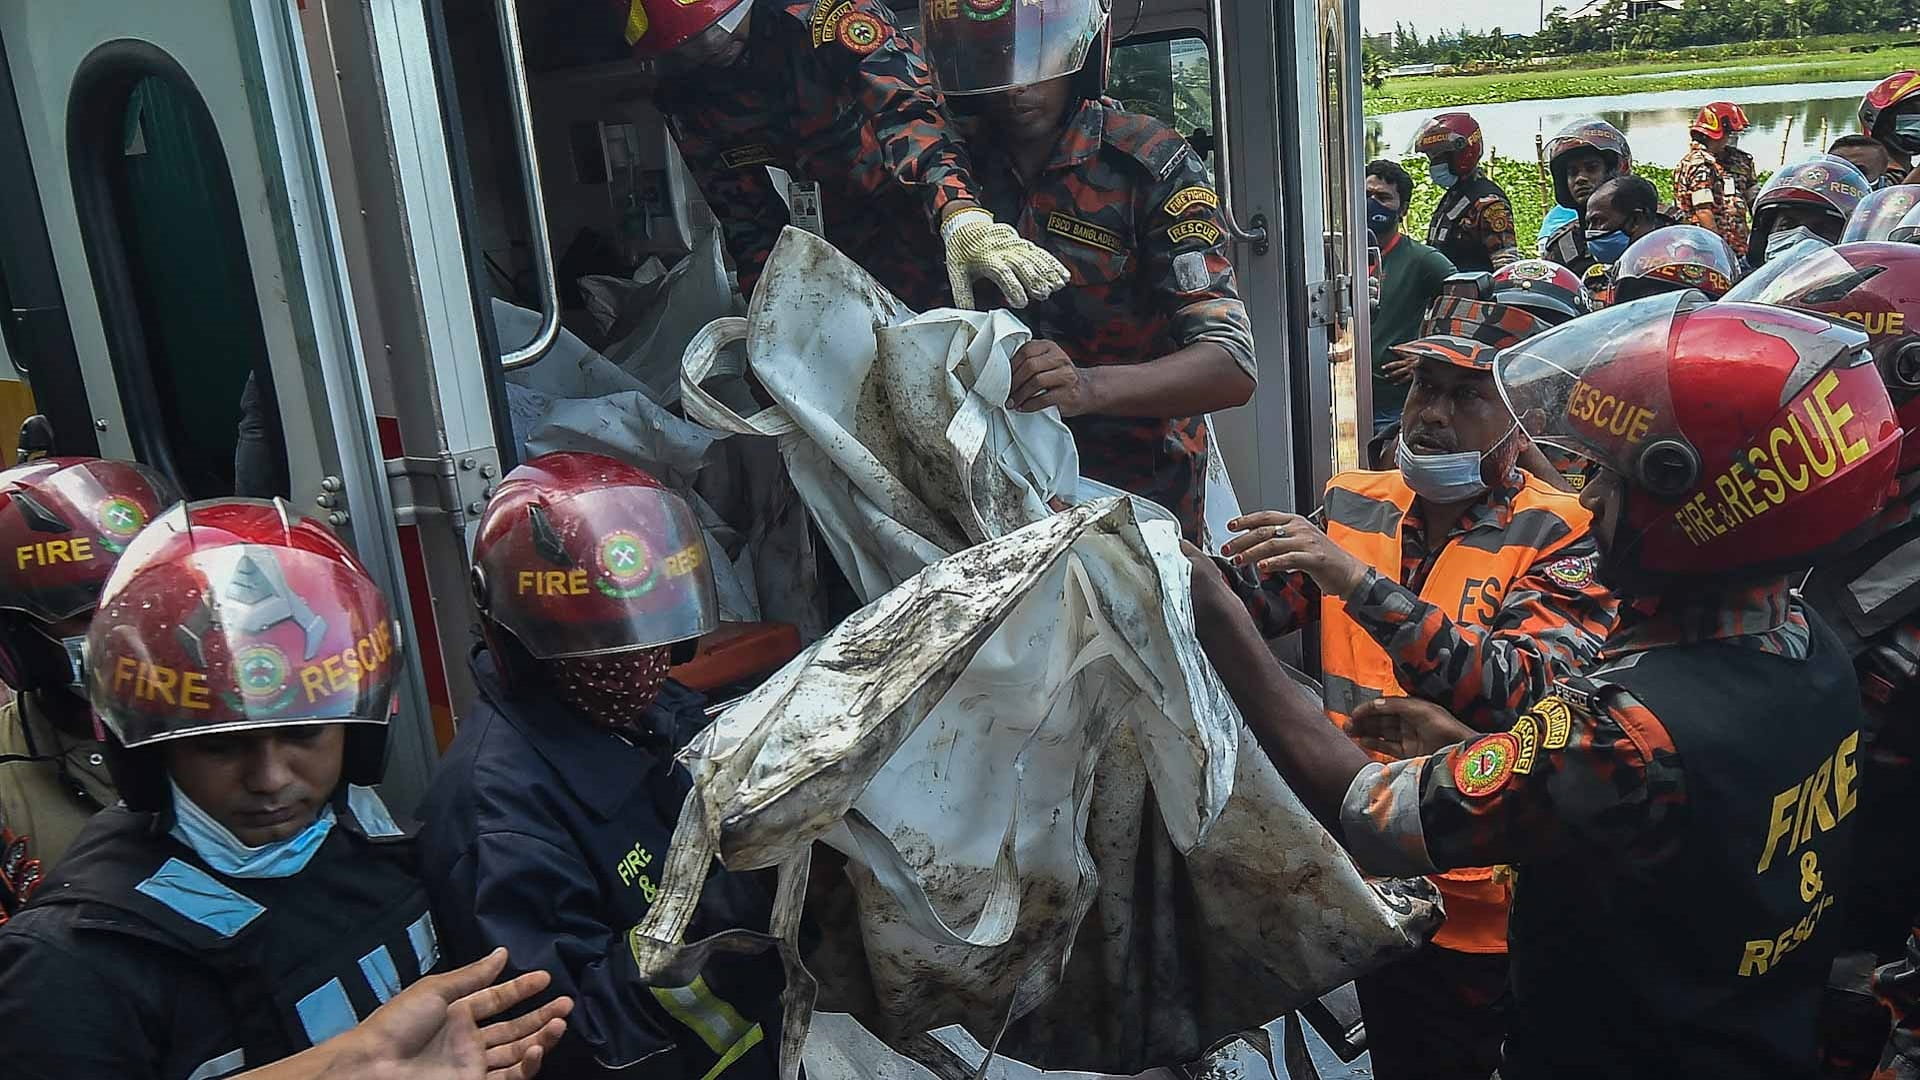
[1318,468,1592,954]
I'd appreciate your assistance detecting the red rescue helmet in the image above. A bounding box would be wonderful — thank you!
[1725,241,1920,471]
[1749,156,1872,255]
[471,452,717,660]
[1497,293,1901,588]
[1859,71,1920,153]
[1611,225,1739,303]
[1894,201,1920,245]
[1544,119,1632,209]
[1690,101,1749,140]
[1413,113,1484,176]
[86,499,400,809]
[1843,186,1920,244]
[619,0,755,60]
[0,457,177,693]
[1491,259,1594,324]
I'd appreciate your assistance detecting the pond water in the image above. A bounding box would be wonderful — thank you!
[1368,79,1879,169]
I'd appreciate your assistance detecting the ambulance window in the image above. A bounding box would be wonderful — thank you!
[1109,35,1215,154]
[68,56,285,499]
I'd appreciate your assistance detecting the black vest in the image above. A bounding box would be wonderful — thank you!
[1504,609,1863,1079]
[1426,174,1506,272]
[31,786,433,1077]
[1541,218,1595,275]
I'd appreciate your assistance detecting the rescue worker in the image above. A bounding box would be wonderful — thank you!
[1748,156,1872,271]
[620,0,1068,311]
[1367,158,1458,436]
[0,498,456,1079]
[1844,187,1920,245]
[1675,103,1753,260]
[1580,174,1670,303]
[1832,135,1897,192]
[1224,303,1616,1079]
[1610,225,1739,303]
[1541,118,1633,276]
[0,457,175,885]
[1712,102,1761,204]
[1860,71,1920,187]
[1722,242,1920,1078]
[1413,112,1520,272]
[919,0,1256,542]
[417,452,786,1078]
[1194,292,1902,1078]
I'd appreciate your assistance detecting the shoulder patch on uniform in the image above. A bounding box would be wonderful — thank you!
[720,144,778,169]
[1454,732,1520,797]
[1509,714,1540,775]
[1155,142,1193,180]
[1172,250,1211,293]
[1480,200,1514,234]
[809,0,856,46]
[1531,694,1576,751]
[1161,185,1220,217]
[1167,219,1224,247]
[1046,211,1123,254]
[1541,553,1596,589]
[835,8,886,53]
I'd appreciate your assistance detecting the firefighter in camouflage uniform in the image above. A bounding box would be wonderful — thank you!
[1540,118,1633,276]
[1675,103,1753,260]
[620,0,1067,312]
[1414,112,1520,273]
[920,0,1256,542]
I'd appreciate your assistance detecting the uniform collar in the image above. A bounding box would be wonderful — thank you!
[469,649,668,822]
[1403,467,1526,539]
[1040,98,1106,174]
[1602,577,1798,658]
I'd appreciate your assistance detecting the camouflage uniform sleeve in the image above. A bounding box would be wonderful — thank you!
[665,107,789,298]
[1341,538,1617,731]
[1875,927,1920,1079]
[1679,157,1723,215]
[1338,679,1686,877]
[1475,195,1521,268]
[1220,558,1319,639]
[1136,149,1255,378]
[818,0,981,228]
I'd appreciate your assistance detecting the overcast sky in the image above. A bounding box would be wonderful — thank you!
[1362,0,1562,37]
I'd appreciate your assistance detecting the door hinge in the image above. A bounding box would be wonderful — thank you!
[1306,274,1354,330]
[382,449,500,527]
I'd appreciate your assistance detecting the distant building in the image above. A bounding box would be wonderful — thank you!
[1564,0,1685,19]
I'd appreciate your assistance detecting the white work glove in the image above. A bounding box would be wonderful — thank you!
[942,208,1070,310]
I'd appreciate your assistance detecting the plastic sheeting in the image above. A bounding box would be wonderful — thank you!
[647,230,1439,1078]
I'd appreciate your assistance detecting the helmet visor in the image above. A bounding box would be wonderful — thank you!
[1494,292,1695,476]
[921,0,1105,95]
[89,536,400,748]
[1893,202,1920,244]
[478,482,719,658]
[1723,244,1877,308]
[1843,187,1920,244]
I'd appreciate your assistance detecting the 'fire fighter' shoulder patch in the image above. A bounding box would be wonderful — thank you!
[1167,219,1223,247]
[1161,185,1219,217]
[1453,732,1520,797]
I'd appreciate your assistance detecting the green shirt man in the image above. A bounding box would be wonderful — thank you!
[1367,160,1457,432]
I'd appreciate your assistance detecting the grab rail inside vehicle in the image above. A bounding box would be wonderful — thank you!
[1204,0,1268,248]
[494,0,561,370]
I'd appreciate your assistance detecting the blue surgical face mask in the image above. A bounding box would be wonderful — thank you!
[1395,424,1517,503]
[1428,162,1458,189]
[170,778,335,879]
[1367,196,1402,238]
[1585,227,1631,265]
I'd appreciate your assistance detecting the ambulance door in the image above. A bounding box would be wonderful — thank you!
[0,1,443,806]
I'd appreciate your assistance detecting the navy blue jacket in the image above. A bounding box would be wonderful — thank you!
[416,651,784,1078]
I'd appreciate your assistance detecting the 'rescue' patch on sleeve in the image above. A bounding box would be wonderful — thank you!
[720,145,779,169]
[1167,219,1224,247]
[1161,185,1220,217]
[809,0,857,46]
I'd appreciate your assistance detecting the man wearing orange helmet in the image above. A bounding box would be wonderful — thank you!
[0,459,176,897]
[622,0,1067,312]
[1861,71,1920,187]
[0,500,566,1078]
[1191,293,1902,1078]
[1414,112,1520,272]
[417,452,785,1079]
[1675,104,1753,260]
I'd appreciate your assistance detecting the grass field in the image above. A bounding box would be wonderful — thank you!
[1397,157,1682,252]
[1365,42,1920,113]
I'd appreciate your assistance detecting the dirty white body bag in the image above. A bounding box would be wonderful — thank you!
[648,229,1437,1078]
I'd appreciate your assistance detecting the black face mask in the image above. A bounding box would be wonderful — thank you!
[1367,196,1402,239]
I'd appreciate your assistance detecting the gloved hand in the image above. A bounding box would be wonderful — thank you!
[942,208,1070,310]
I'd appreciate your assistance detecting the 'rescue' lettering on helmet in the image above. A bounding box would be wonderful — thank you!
[297,620,395,706]
[1839,311,1906,337]
[1672,369,1876,548]
[1565,381,1657,445]
[15,537,95,570]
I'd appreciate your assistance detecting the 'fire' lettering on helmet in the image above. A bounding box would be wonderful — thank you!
[518,569,588,596]
[298,621,393,704]
[15,537,94,569]
[111,655,212,711]
[1674,371,1873,547]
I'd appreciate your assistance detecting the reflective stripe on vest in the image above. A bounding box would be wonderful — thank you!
[1317,468,1591,954]
[134,858,265,938]
[651,975,765,1079]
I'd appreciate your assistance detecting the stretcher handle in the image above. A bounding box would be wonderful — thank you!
[680,316,800,437]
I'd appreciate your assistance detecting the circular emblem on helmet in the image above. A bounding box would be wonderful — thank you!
[596,531,657,599]
[1453,732,1520,797]
[1506,261,1552,282]
[235,644,292,707]
[1800,166,1830,189]
[962,0,1012,16]
[97,495,147,546]
[836,9,887,51]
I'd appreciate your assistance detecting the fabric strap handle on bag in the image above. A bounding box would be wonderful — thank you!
[681,317,800,438]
